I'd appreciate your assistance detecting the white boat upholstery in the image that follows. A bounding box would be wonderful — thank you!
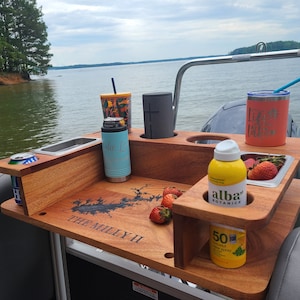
[266,227,300,300]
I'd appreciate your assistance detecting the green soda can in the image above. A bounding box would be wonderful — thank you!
[9,152,38,205]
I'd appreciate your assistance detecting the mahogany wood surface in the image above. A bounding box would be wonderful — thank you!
[1,178,299,299]
[1,128,300,299]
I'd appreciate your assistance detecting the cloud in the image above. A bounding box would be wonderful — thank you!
[36,0,300,66]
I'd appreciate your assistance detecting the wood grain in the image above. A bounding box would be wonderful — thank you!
[1,129,300,299]
[1,177,299,299]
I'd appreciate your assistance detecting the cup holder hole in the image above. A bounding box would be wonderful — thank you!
[187,135,229,144]
[140,132,178,139]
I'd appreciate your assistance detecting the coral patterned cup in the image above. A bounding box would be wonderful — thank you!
[100,92,131,132]
[245,90,290,146]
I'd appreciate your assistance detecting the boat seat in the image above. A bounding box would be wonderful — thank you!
[201,99,300,137]
[266,227,300,300]
[0,173,55,300]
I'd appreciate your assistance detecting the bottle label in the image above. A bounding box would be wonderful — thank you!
[208,178,247,268]
[208,181,247,207]
[210,224,246,268]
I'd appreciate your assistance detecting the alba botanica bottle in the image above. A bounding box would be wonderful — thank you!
[208,139,247,268]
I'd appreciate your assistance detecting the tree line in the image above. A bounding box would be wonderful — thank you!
[0,0,52,76]
[229,41,300,55]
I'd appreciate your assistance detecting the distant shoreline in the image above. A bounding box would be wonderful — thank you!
[49,55,221,70]
[2,40,299,83]
[48,40,300,70]
[1,56,214,84]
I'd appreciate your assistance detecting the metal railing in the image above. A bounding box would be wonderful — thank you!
[172,49,300,130]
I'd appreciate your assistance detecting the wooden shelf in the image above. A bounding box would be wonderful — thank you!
[174,179,300,299]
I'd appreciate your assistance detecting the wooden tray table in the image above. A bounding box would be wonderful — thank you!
[1,129,300,299]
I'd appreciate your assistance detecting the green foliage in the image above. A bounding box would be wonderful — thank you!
[0,0,52,75]
[229,41,300,55]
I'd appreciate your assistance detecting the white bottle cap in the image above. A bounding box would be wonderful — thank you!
[214,139,241,161]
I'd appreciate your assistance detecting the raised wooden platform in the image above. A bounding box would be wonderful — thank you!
[1,129,300,299]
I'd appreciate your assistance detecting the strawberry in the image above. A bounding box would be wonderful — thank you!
[243,158,257,170]
[162,186,183,197]
[161,193,177,210]
[248,161,278,180]
[149,205,172,224]
[257,155,286,171]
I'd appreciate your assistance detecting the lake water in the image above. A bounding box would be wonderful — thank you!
[1,57,300,159]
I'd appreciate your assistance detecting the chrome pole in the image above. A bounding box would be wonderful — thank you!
[50,232,70,300]
[172,49,300,130]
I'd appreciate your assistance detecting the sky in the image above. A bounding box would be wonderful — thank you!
[35,0,300,67]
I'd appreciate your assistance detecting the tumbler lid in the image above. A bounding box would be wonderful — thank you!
[247,90,290,101]
[214,139,240,161]
[102,117,127,132]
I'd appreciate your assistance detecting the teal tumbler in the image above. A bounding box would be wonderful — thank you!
[101,117,131,182]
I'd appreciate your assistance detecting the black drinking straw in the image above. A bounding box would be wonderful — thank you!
[111,78,117,94]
